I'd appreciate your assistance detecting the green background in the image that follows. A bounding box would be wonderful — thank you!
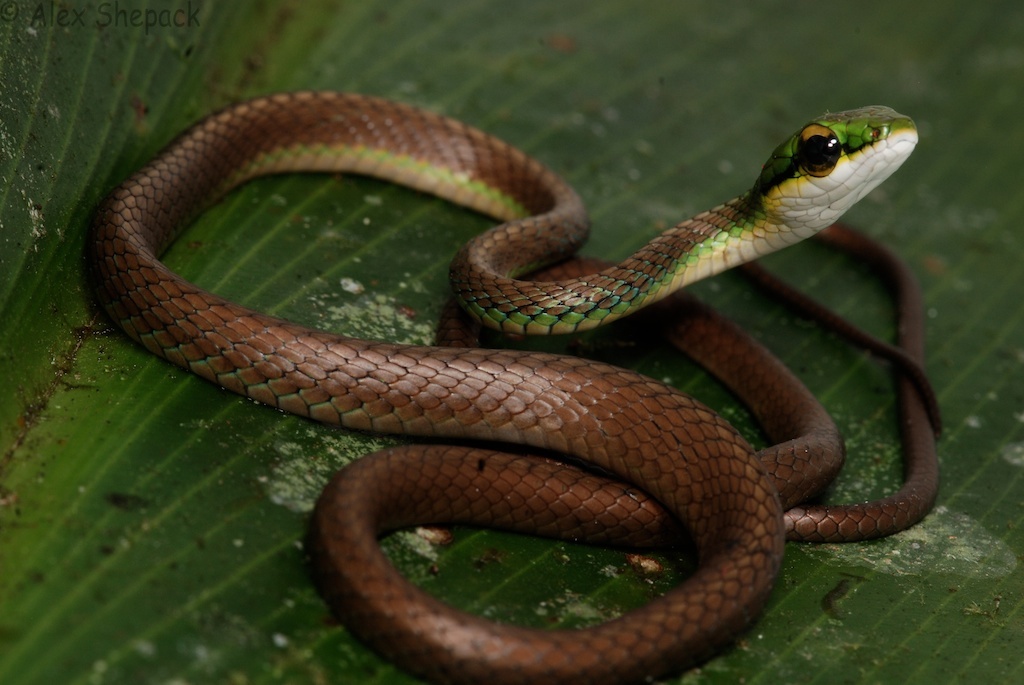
[1,1,1022,683]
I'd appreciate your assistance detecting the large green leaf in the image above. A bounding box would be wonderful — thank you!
[2,1,1022,683]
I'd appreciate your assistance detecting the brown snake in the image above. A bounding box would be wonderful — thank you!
[90,92,938,684]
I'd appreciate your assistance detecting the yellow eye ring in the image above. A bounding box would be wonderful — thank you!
[796,124,842,177]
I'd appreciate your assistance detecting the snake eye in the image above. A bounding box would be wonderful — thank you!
[796,124,842,177]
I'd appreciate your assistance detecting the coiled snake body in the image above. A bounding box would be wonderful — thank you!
[90,92,935,684]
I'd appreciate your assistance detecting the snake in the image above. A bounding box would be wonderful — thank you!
[89,92,934,684]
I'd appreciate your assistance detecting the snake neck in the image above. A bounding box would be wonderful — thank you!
[643,191,792,294]
[451,191,812,336]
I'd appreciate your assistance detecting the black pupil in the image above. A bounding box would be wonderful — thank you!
[802,134,841,169]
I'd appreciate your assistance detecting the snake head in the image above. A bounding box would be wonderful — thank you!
[753,106,918,235]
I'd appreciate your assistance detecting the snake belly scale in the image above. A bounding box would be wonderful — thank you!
[90,92,925,684]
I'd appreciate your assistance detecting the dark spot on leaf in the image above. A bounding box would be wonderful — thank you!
[105,492,149,512]
[473,548,506,569]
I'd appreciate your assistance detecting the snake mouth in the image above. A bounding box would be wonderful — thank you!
[826,123,919,212]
